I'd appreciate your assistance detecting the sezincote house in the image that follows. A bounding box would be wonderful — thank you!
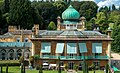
[31,5,113,69]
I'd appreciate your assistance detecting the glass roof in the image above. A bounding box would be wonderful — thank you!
[38,30,106,38]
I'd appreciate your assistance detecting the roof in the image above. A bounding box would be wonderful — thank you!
[10,30,32,35]
[62,5,80,20]
[0,32,15,38]
[31,30,113,41]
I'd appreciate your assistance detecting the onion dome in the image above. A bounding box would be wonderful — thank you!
[62,5,80,20]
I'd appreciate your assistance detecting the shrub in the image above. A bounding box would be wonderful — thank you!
[34,55,40,60]
[19,56,24,63]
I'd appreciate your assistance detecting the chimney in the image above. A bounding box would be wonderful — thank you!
[34,24,39,36]
[107,27,112,38]
[8,25,17,32]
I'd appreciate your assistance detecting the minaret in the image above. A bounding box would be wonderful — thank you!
[57,16,61,30]
[79,16,86,30]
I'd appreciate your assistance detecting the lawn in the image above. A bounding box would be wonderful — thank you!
[1,66,104,73]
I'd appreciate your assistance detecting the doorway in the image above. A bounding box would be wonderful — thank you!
[68,62,74,69]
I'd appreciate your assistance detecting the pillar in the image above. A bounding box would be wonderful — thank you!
[108,41,111,67]
[32,42,35,56]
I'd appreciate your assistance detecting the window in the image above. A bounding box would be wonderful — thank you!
[24,38,28,42]
[93,61,100,66]
[68,54,75,59]
[16,38,20,42]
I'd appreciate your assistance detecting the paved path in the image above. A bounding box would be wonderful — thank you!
[111,52,120,69]
[67,70,77,73]
[111,52,120,60]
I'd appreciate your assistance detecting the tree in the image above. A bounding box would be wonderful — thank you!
[1,0,10,14]
[0,9,7,34]
[35,2,57,29]
[108,10,120,25]
[105,64,109,73]
[112,4,116,11]
[111,26,120,52]
[39,65,43,73]
[48,21,56,30]
[29,56,34,67]
[31,7,43,29]
[53,1,67,17]
[9,0,34,29]
[95,12,108,33]
[79,1,98,21]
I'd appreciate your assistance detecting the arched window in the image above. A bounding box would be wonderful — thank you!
[17,49,22,59]
[9,49,14,60]
[25,49,30,59]
[1,49,6,60]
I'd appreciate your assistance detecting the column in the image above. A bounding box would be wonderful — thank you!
[32,42,35,56]
[108,41,111,67]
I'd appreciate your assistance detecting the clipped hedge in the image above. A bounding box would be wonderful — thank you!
[0,60,20,66]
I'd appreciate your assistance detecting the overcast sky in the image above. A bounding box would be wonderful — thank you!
[30,0,120,8]
[81,0,120,8]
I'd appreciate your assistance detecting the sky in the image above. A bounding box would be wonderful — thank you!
[31,0,120,8]
[81,0,120,8]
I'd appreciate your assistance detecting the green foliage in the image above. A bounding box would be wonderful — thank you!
[108,10,120,24]
[6,64,8,73]
[74,65,78,71]
[48,21,56,30]
[29,56,34,67]
[95,12,108,33]
[19,56,24,63]
[31,7,43,29]
[35,2,57,29]
[34,55,40,60]
[79,1,98,21]
[53,1,67,16]
[9,0,33,29]
[0,60,20,66]
[105,64,109,73]
[1,0,10,14]
[39,65,43,73]
[112,4,116,11]
[64,64,68,71]
[112,26,120,52]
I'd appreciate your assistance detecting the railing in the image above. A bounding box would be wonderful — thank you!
[0,42,32,47]
[40,55,108,60]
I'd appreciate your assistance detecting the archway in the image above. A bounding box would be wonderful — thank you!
[9,49,14,60]
[1,49,6,60]
[17,49,22,59]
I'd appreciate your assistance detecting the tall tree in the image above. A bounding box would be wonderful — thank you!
[79,1,98,21]
[112,4,116,11]
[35,2,57,29]
[112,26,120,52]
[9,0,33,29]
[1,0,10,14]
[95,12,108,33]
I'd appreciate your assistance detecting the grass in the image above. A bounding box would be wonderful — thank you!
[1,66,105,73]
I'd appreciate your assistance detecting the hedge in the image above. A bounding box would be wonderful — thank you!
[0,60,20,66]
